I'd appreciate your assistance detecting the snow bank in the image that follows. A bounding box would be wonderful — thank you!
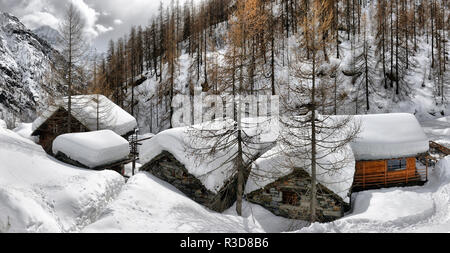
[297,187,435,233]
[83,173,264,233]
[13,123,37,142]
[295,159,450,233]
[351,113,429,160]
[32,95,137,136]
[0,119,6,129]
[0,127,125,232]
[347,190,434,223]
[224,201,308,232]
[436,157,450,182]
[140,118,277,193]
[52,130,130,168]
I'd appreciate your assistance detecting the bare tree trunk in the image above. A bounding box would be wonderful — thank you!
[310,49,317,223]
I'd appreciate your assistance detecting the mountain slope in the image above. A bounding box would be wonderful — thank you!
[33,25,64,51]
[0,12,64,127]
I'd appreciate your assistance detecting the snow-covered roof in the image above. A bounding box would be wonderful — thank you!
[32,95,137,136]
[351,113,429,161]
[52,130,130,168]
[246,117,357,203]
[139,118,278,194]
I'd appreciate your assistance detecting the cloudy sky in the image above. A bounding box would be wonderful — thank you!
[0,0,194,52]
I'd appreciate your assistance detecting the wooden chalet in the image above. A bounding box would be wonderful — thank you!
[31,95,137,153]
[350,113,430,191]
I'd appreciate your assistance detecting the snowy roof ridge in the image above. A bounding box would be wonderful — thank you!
[139,117,279,194]
[32,95,137,136]
[350,113,429,161]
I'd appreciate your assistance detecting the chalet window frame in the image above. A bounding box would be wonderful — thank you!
[387,158,407,172]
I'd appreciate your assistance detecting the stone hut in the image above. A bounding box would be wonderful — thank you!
[244,140,355,222]
[140,151,239,212]
[138,121,274,213]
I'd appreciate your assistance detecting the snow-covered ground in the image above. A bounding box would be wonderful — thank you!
[297,161,450,233]
[421,116,450,147]
[82,173,264,233]
[0,127,125,232]
[2,115,450,233]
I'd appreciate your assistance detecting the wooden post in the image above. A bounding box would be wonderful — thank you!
[131,129,138,176]
[384,161,387,187]
[405,159,408,184]
[363,163,366,189]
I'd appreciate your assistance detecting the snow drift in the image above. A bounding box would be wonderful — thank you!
[0,127,125,232]
[83,173,264,233]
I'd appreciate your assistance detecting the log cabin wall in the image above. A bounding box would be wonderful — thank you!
[34,108,89,153]
[353,157,428,191]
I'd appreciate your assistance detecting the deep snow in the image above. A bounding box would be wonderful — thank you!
[1,116,450,233]
[83,173,264,233]
[0,127,125,232]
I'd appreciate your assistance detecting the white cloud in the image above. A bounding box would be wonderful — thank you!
[70,0,100,40]
[20,11,60,30]
[95,24,113,34]
[113,19,123,25]
[1,0,202,52]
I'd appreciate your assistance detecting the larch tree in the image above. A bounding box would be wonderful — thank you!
[187,0,274,217]
[282,0,359,223]
[349,12,377,113]
[57,3,88,132]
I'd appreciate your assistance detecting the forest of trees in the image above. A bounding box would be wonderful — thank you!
[87,0,448,124]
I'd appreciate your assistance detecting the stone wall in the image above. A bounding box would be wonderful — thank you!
[140,151,238,212]
[54,152,125,174]
[246,170,349,222]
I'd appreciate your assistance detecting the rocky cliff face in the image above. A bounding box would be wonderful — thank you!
[0,12,64,127]
[33,25,64,51]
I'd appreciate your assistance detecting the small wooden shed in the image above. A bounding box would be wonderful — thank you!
[350,113,430,191]
[31,95,137,153]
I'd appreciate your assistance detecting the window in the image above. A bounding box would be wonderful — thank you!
[387,158,407,172]
[282,191,299,205]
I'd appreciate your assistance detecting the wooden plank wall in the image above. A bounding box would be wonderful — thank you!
[353,157,426,190]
